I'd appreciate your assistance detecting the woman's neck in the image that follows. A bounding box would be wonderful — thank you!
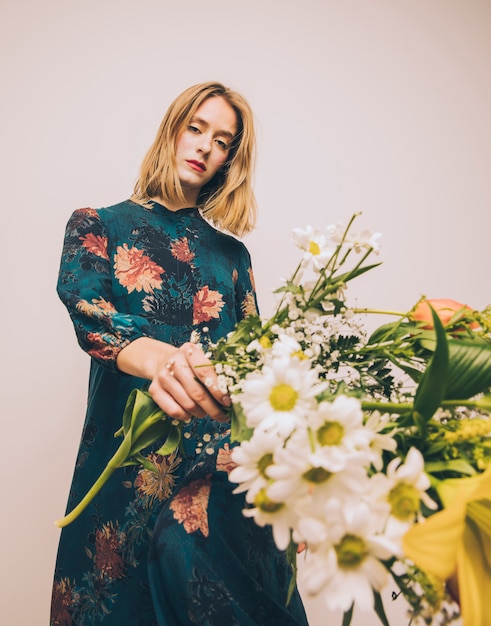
[151,191,197,212]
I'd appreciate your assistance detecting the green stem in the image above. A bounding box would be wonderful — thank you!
[352,308,406,317]
[361,397,487,415]
[361,400,413,413]
[55,438,130,528]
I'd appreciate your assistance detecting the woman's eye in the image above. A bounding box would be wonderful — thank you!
[188,125,200,134]
[215,139,229,150]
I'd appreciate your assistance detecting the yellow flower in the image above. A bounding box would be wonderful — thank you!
[402,464,491,626]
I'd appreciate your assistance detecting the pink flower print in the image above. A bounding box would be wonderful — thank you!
[114,244,164,294]
[192,286,225,324]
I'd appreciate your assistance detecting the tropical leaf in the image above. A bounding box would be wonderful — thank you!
[413,307,448,422]
[443,339,491,400]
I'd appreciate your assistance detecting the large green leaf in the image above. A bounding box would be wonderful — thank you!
[413,307,449,423]
[443,339,491,400]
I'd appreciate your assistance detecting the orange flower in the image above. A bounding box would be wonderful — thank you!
[248,267,256,292]
[192,287,225,324]
[51,578,76,626]
[169,476,211,537]
[170,237,195,263]
[135,451,181,502]
[76,298,116,319]
[411,298,476,330]
[86,332,125,361]
[216,443,236,474]
[241,292,258,317]
[94,522,125,579]
[113,244,164,294]
[91,297,116,313]
[80,232,109,260]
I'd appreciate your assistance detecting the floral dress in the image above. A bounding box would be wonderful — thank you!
[51,199,308,626]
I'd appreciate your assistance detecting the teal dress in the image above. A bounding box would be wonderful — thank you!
[51,199,308,626]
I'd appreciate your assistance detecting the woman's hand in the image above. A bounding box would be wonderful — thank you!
[149,342,231,422]
[116,337,231,422]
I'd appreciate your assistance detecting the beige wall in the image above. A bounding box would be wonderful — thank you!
[1,0,489,623]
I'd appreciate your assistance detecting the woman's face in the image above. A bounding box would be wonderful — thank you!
[174,96,238,203]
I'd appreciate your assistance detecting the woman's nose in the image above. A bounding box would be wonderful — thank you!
[197,133,212,153]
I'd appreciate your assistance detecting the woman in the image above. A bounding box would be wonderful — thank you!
[51,82,308,626]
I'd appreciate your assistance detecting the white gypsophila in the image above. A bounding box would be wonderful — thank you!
[228,429,283,499]
[291,226,335,271]
[215,373,231,395]
[236,356,327,438]
[299,498,401,613]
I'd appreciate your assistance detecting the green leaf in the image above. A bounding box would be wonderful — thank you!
[230,403,254,443]
[285,541,298,607]
[341,604,354,626]
[373,590,390,626]
[425,459,476,476]
[368,321,419,345]
[443,339,491,400]
[333,262,383,287]
[156,424,182,456]
[413,307,449,422]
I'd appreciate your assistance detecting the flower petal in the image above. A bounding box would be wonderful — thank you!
[402,499,466,580]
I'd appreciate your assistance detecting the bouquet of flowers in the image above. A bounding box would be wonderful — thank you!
[56,214,491,626]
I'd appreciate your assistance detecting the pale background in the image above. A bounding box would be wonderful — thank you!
[1,0,489,624]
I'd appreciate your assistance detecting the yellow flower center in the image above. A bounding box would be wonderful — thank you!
[269,384,298,411]
[292,350,308,360]
[335,534,368,569]
[257,453,274,478]
[317,421,345,446]
[254,488,284,513]
[302,467,332,484]
[309,241,321,256]
[259,335,272,349]
[388,482,420,520]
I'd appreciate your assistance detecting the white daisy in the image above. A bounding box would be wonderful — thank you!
[242,490,298,551]
[369,447,437,522]
[307,396,373,471]
[299,498,401,613]
[228,429,283,499]
[291,226,335,270]
[236,356,326,438]
[363,411,398,471]
[266,430,368,507]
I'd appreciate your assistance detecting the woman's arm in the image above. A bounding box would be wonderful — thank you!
[116,337,231,422]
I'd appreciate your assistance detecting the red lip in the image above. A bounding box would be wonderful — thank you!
[186,160,206,172]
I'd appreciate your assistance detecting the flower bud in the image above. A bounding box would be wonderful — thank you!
[411,298,477,330]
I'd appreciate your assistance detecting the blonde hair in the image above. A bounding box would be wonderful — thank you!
[132,82,257,236]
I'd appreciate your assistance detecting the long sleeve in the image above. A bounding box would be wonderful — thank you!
[57,207,151,372]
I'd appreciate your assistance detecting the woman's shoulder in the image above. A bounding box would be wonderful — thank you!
[67,199,136,220]
[207,223,252,258]
[96,198,140,219]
